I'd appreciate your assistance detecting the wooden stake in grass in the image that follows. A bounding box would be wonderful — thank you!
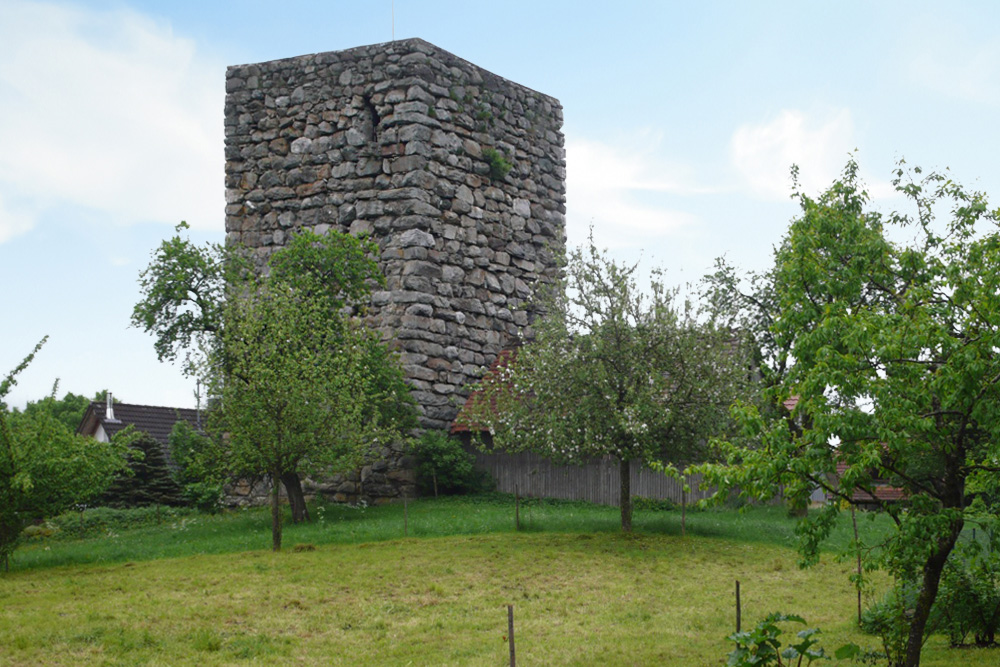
[507,604,516,667]
[735,580,741,633]
[404,497,408,538]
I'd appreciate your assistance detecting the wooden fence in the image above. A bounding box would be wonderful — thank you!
[470,449,718,507]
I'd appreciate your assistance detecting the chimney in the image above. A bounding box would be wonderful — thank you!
[106,392,114,421]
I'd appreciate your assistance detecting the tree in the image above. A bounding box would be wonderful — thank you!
[132,222,244,378]
[168,420,224,512]
[698,159,1000,667]
[11,383,118,433]
[0,339,129,571]
[132,225,409,523]
[213,251,414,550]
[101,433,185,508]
[463,234,748,531]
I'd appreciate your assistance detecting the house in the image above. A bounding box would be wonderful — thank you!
[833,461,906,509]
[76,393,202,456]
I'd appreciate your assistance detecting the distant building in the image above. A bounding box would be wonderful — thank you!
[77,394,201,455]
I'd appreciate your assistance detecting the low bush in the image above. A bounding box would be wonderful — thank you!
[414,431,488,496]
[860,581,935,666]
[936,528,1000,647]
[41,505,197,540]
[726,612,859,666]
[633,496,676,512]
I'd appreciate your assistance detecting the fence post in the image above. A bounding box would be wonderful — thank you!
[508,604,516,667]
[404,496,408,538]
[736,580,741,633]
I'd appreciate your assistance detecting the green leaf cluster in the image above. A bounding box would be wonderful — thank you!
[697,158,1000,666]
[0,340,130,571]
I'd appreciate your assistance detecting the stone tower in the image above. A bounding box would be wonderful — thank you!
[223,38,565,437]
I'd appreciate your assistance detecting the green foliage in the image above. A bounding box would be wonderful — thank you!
[135,225,416,549]
[414,431,484,496]
[41,504,197,540]
[101,433,184,508]
[698,158,1000,666]
[632,496,677,512]
[860,582,929,666]
[0,339,130,570]
[168,421,223,512]
[936,525,1000,647]
[726,612,854,666]
[210,229,415,550]
[13,382,108,432]
[464,231,748,531]
[131,221,249,377]
[482,146,512,181]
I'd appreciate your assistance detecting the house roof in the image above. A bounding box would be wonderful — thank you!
[834,461,907,503]
[452,347,518,434]
[77,401,202,446]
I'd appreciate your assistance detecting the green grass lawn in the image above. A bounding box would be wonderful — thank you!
[0,496,995,666]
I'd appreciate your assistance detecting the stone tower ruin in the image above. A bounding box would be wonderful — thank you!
[224,38,566,437]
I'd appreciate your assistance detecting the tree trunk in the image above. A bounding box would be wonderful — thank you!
[270,474,283,552]
[902,516,963,667]
[281,472,310,523]
[619,457,632,533]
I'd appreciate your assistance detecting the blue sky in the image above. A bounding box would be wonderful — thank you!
[2,0,1000,409]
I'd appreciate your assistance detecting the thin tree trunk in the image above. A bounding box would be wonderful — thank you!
[270,474,283,552]
[902,517,963,667]
[281,472,310,523]
[619,457,632,533]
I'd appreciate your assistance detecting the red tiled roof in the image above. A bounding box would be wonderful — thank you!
[835,461,907,503]
[451,348,518,434]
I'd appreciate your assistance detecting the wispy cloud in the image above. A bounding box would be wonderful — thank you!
[0,193,35,244]
[565,133,704,248]
[730,108,858,200]
[0,0,224,243]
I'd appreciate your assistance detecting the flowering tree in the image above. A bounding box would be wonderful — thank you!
[463,235,749,531]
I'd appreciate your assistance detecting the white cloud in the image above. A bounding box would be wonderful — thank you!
[0,193,35,243]
[730,109,857,200]
[565,133,703,247]
[0,0,224,241]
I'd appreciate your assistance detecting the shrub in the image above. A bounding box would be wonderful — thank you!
[414,431,486,496]
[936,528,1000,647]
[482,147,512,181]
[633,496,676,512]
[859,581,935,666]
[43,505,197,540]
[726,612,858,666]
[101,433,184,508]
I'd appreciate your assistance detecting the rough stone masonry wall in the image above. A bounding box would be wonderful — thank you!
[223,38,565,501]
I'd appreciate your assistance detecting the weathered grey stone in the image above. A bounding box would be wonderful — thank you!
[224,38,565,505]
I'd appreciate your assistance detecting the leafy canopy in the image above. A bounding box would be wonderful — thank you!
[697,159,1000,667]
[0,339,130,571]
[463,233,748,531]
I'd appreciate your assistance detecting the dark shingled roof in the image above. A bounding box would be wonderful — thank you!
[77,401,202,447]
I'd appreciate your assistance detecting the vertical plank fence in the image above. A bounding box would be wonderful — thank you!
[471,449,719,507]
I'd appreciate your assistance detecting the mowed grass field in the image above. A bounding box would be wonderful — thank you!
[1,497,997,666]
